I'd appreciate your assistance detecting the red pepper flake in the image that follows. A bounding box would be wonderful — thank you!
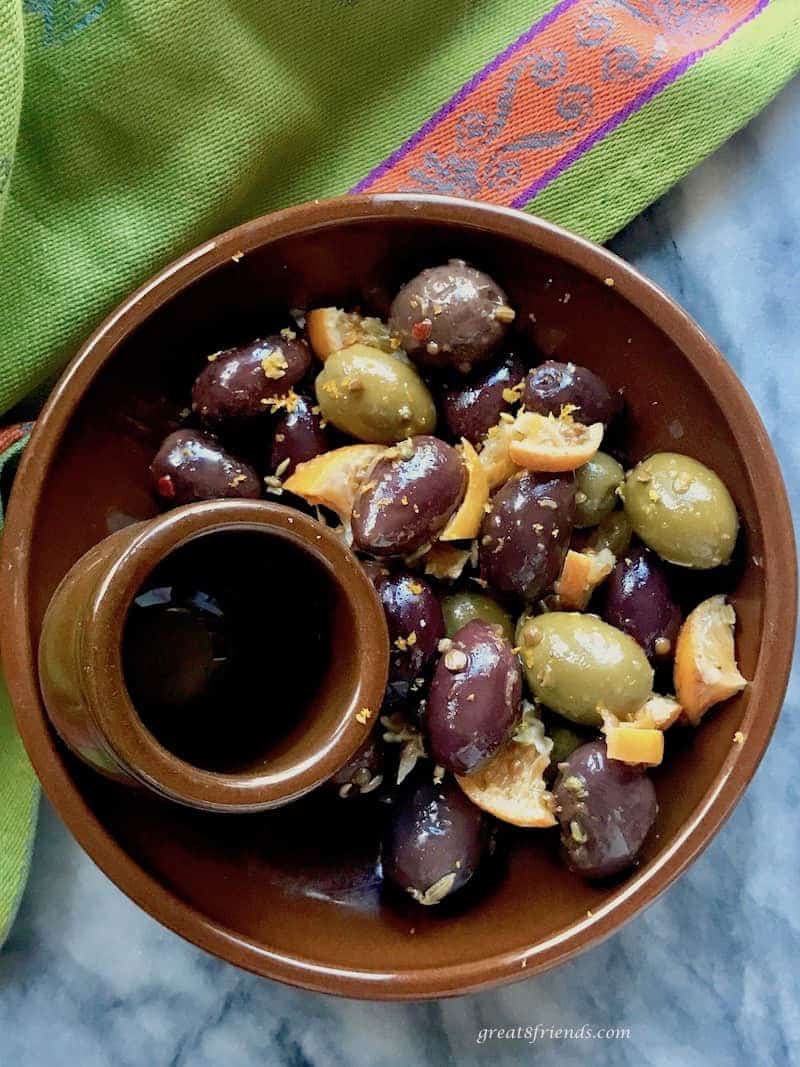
[157,475,176,498]
[411,318,432,342]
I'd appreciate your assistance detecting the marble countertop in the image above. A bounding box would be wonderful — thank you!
[2,79,799,1067]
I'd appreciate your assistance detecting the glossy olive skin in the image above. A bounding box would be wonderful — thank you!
[589,510,633,557]
[622,452,739,568]
[599,547,682,660]
[426,620,522,775]
[441,591,515,643]
[314,345,436,444]
[331,735,385,797]
[523,361,622,426]
[150,430,261,505]
[575,452,625,528]
[383,773,490,904]
[352,436,466,557]
[553,741,658,879]
[479,471,575,601]
[441,353,526,445]
[268,393,330,477]
[192,336,311,425]
[390,262,511,372]
[517,612,654,726]
[374,571,445,706]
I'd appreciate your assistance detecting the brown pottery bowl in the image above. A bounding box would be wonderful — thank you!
[1,195,795,999]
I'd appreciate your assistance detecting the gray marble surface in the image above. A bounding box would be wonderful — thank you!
[2,78,799,1067]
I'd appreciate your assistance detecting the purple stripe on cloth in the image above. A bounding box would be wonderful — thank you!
[349,0,582,194]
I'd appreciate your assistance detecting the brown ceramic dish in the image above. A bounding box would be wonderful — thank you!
[1,195,795,999]
[37,499,389,810]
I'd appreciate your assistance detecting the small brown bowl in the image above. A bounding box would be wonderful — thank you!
[1,195,795,999]
[37,499,389,811]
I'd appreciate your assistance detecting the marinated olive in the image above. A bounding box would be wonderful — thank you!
[151,429,261,505]
[479,471,575,601]
[517,612,654,726]
[588,510,633,557]
[352,436,466,557]
[192,335,311,425]
[441,353,526,445]
[574,452,624,528]
[599,546,682,660]
[314,344,436,444]
[331,736,385,798]
[383,773,490,905]
[390,262,513,373]
[441,590,515,643]
[268,393,331,477]
[622,452,738,568]
[553,740,657,879]
[544,718,589,782]
[373,571,445,706]
[426,620,522,775]
[523,361,622,426]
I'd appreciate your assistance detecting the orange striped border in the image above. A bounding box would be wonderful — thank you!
[0,422,32,456]
[352,0,769,207]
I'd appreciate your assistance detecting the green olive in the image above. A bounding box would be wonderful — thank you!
[588,509,633,556]
[315,344,436,444]
[622,452,738,568]
[516,612,653,726]
[441,591,514,643]
[544,715,589,769]
[574,452,624,527]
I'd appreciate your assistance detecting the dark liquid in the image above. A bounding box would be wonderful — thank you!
[122,530,333,773]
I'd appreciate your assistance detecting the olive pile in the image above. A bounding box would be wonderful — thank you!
[150,260,747,910]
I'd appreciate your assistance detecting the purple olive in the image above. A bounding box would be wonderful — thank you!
[553,740,658,879]
[192,335,311,425]
[599,546,682,660]
[425,620,521,775]
[372,571,445,707]
[331,735,385,798]
[441,352,526,445]
[351,436,466,558]
[479,471,575,601]
[383,773,490,904]
[150,429,261,505]
[390,262,513,373]
[523,361,622,426]
[268,393,330,477]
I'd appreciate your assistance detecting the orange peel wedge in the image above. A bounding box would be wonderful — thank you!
[456,738,556,828]
[508,411,603,472]
[639,693,684,731]
[306,307,393,361]
[477,419,517,489]
[422,542,471,581]
[555,547,615,610]
[283,444,385,525]
[439,440,489,541]
[604,725,664,766]
[674,595,747,724]
[601,692,683,737]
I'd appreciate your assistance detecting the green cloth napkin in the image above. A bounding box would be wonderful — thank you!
[1,0,798,945]
[0,427,38,945]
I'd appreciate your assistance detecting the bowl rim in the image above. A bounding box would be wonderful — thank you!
[1,193,796,999]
